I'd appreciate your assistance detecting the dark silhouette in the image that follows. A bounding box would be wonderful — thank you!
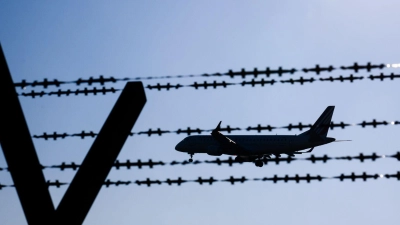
[353,153,379,162]
[283,123,313,131]
[335,172,379,181]
[147,83,183,90]
[114,159,164,169]
[319,74,363,82]
[55,82,146,225]
[280,77,315,85]
[385,172,400,180]
[1,171,399,190]
[241,78,276,86]
[135,178,162,187]
[341,62,385,73]
[228,67,295,78]
[72,131,97,139]
[205,157,242,166]
[76,75,117,86]
[1,43,55,224]
[165,177,187,186]
[390,152,400,161]
[329,121,351,129]
[46,180,68,188]
[12,62,390,90]
[1,43,147,225]
[20,87,120,98]
[223,176,247,185]
[303,64,335,74]
[104,179,131,188]
[32,117,399,140]
[175,127,203,135]
[51,162,80,171]
[190,80,233,89]
[138,128,170,136]
[14,71,400,95]
[358,119,388,128]
[1,151,395,172]
[246,124,276,132]
[194,177,217,185]
[369,73,400,81]
[306,154,331,163]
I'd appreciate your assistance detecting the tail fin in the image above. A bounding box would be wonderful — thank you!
[300,106,335,139]
[311,106,335,137]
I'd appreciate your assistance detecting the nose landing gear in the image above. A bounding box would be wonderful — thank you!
[188,153,194,162]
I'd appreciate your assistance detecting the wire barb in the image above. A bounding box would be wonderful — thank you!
[319,75,364,82]
[302,65,335,75]
[340,62,385,73]
[369,73,400,81]
[20,87,119,98]
[280,77,315,85]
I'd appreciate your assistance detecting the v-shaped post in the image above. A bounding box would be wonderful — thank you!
[0,43,146,225]
[55,81,146,224]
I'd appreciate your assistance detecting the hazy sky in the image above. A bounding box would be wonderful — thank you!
[1,1,399,224]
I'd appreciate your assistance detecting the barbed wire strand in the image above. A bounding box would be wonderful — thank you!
[1,171,399,189]
[17,72,400,98]
[1,152,399,172]
[31,120,399,140]
[13,62,390,90]
[145,73,400,91]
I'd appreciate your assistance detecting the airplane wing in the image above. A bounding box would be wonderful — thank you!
[211,121,237,146]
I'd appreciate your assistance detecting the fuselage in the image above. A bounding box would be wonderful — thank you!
[175,134,335,156]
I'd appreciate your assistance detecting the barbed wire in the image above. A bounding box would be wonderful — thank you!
[19,87,120,98]
[145,73,400,91]
[31,119,399,140]
[0,180,68,189]
[1,152,399,172]
[13,62,390,90]
[17,72,400,98]
[1,171,399,189]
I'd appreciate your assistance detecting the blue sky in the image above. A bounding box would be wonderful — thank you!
[1,1,399,224]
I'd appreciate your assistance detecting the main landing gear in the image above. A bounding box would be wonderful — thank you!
[188,153,194,162]
[254,160,264,167]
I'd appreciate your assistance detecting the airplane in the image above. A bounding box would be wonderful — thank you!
[175,106,348,167]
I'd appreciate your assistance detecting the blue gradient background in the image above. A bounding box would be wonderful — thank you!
[1,1,399,224]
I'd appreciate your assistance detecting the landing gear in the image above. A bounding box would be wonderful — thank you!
[274,153,281,158]
[189,153,194,162]
[255,160,264,167]
[263,155,271,160]
[235,156,244,163]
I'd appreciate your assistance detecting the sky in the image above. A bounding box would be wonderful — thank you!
[1,1,399,224]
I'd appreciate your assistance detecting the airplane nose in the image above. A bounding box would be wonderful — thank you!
[175,141,183,152]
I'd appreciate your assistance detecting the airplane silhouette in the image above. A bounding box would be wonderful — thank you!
[175,106,348,167]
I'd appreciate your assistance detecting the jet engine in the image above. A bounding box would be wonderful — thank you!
[206,145,223,156]
[235,155,256,162]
